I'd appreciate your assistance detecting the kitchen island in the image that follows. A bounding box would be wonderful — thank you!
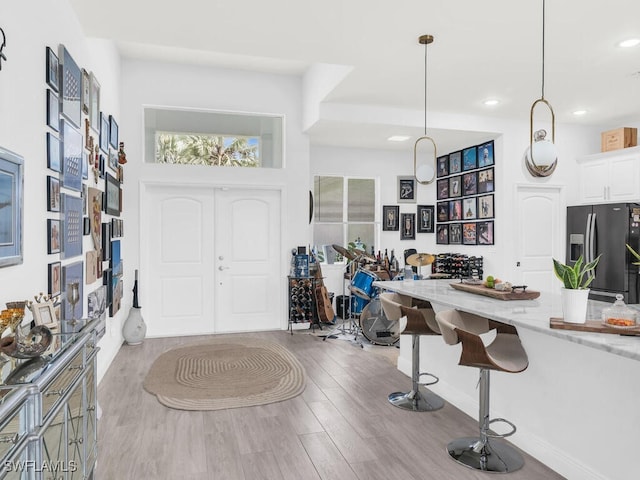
[373,279,639,480]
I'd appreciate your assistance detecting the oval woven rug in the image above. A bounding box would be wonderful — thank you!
[143,337,306,411]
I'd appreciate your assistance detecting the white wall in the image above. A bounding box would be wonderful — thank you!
[119,59,310,334]
[0,0,123,382]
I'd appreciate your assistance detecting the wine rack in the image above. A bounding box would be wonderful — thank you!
[288,276,320,332]
[433,253,483,279]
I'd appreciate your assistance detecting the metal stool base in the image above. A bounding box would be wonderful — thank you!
[388,387,444,412]
[447,437,524,473]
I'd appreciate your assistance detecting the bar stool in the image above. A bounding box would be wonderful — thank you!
[379,292,444,412]
[435,309,528,473]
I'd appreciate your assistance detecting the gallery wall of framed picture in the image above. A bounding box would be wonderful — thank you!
[435,139,495,246]
[44,43,126,329]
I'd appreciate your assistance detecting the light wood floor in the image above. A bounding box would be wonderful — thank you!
[96,330,564,479]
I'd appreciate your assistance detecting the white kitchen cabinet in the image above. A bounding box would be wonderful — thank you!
[577,146,640,203]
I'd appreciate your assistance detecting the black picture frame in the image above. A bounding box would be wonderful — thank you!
[81,68,90,115]
[462,146,477,171]
[463,197,477,220]
[449,223,462,245]
[449,199,462,221]
[478,194,494,219]
[436,224,449,244]
[449,175,462,198]
[105,172,121,216]
[417,205,434,233]
[45,46,59,93]
[47,175,60,212]
[478,140,495,168]
[0,147,24,267]
[400,213,415,240]
[437,178,449,200]
[46,89,59,132]
[478,221,494,245]
[109,115,119,149]
[46,132,61,172]
[382,205,399,231]
[397,176,416,203]
[48,261,61,297]
[437,155,449,178]
[108,148,118,172]
[449,151,462,174]
[102,222,112,261]
[463,222,477,245]
[103,267,113,307]
[462,171,477,196]
[437,202,448,222]
[59,45,81,128]
[62,120,83,192]
[89,73,100,133]
[478,168,494,194]
[47,219,61,254]
[99,112,109,153]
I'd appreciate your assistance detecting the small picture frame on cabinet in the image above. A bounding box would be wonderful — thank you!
[30,300,58,330]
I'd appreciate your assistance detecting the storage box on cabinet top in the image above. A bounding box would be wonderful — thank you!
[601,127,637,152]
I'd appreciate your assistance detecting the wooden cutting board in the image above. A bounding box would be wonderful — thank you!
[450,282,540,300]
[550,317,640,335]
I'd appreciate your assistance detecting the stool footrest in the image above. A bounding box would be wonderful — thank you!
[486,417,517,438]
[418,372,439,386]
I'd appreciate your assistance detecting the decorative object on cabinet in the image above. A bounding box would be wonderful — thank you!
[47,219,61,254]
[45,46,59,92]
[601,127,637,152]
[1,303,53,359]
[0,27,6,70]
[553,254,601,324]
[401,213,416,240]
[109,115,119,149]
[105,172,120,216]
[61,119,83,191]
[46,132,61,172]
[46,88,59,131]
[62,261,84,331]
[29,296,58,330]
[524,0,558,177]
[48,261,61,297]
[397,176,416,203]
[413,34,437,185]
[61,193,83,258]
[417,205,434,233]
[0,147,23,267]
[59,44,82,128]
[123,269,147,345]
[383,205,399,231]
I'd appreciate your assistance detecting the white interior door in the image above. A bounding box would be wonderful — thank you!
[214,188,281,332]
[144,185,282,336]
[514,185,564,292]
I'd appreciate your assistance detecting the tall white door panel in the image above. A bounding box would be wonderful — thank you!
[214,189,281,333]
[514,185,564,292]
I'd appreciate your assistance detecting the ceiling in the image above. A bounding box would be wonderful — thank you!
[69,0,640,153]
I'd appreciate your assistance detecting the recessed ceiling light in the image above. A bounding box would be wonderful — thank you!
[618,38,640,48]
[483,99,499,106]
[572,110,587,116]
[387,135,411,142]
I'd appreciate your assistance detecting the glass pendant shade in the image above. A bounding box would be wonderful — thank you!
[414,135,436,184]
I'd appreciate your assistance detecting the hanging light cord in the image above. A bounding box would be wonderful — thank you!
[423,41,428,135]
[541,0,546,100]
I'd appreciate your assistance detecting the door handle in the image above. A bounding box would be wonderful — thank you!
[218,266,229,271]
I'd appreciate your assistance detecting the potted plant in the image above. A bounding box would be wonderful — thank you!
[553,254,601,323]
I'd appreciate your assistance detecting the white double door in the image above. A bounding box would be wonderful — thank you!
[144,185,282,336]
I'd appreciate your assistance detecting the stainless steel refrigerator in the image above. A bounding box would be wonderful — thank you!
[566,203,640,303]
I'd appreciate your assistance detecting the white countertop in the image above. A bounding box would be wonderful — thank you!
[373,279,640,362]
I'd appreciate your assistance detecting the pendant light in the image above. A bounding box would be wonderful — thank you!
[414,34,437,185]
[524,0,557,177]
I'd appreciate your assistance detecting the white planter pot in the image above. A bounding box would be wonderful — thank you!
[561,288,590,324]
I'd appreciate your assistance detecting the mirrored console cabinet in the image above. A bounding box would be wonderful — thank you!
[0,316,104,479]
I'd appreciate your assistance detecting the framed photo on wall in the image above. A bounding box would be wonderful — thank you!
[0,147,24,267]
[62,120,83,192]
[81,68,90,115]
[436,224,449,244]
[462,172,477,196]
[47,176,60,212]
[437,155,449,178]
[48,261,61,297]
[478,221,494,245]
[109,115,119,149]
[449,151,462,174]
[437,202,448,222]
[61,193,83,259]
[449,223,462,244]
[478,140,495,168]
[400,213,416,240]
[382,205,399,231]
[478,194,494,219]
[46,89,59,132]
[437,178,449,200]
[478,168,495,193]
[59,45,81,128]
[462,146,477,171]
[463,197,477,220]
[449,175,462,197]
[463,222,477,245]
[47,219,61,254]
[449,199,462,221]
[45,46,60,93]
[397,176,416,203]
[99,112,109,153]
[105,172,121,216]
[417,205,434,233]
[90,72,100,133]
[46,133,61,172]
